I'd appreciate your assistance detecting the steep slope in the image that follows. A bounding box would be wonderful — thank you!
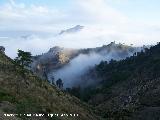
[0,51,100,120]
[82,43,160,119]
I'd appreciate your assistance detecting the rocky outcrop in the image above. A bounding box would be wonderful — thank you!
[0,46,5,54]
[31,46,79,79]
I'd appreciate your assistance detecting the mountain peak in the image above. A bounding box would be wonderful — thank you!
[59,25,84,35]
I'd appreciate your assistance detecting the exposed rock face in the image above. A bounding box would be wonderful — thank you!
[31,46,79,79]
[56,52,69,64]
[0,46,5,54]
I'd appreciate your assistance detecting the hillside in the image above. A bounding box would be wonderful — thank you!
[81,43,160,119]
[0,51,100,120]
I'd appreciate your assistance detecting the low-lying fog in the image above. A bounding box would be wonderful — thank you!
[49,48,140,88]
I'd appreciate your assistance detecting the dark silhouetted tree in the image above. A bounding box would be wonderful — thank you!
[14,49,32,67]
[56,78,63,89]
[14,49,32,77]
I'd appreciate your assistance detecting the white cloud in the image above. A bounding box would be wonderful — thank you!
[0,0,159,58]
[0,1,66,32]
[73,0,128,24]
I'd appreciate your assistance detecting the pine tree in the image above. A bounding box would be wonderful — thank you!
[14,49,32,77]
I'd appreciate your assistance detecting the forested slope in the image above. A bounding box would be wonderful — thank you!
[83,43,160,120]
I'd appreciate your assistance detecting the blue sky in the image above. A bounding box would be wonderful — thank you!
[0,0,160,58]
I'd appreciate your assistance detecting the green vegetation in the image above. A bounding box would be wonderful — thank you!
[95,44,160,89]
[14,50,32,67]
[14,50,32,77]
[0,89,16,104]
[78,43,160,119]
[2,43,160,119]
[0,51,100,120]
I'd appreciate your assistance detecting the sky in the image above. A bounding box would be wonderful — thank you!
[0,0,160,58]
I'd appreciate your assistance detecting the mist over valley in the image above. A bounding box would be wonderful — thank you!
[31,42,144,88]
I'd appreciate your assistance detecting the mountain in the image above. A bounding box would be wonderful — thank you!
[31,42,142,87]
[79,43,160,119]
[0,51,100,120]
[59,25,84,35]
[1,42,159,120]
[31,46,80,79]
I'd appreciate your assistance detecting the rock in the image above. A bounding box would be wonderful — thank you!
[0,46,5,54]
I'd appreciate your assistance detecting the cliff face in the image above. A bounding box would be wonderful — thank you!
[31,46,79,79]
[0,52,100,120]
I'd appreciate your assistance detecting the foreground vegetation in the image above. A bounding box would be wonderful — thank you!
[0,51,100,120]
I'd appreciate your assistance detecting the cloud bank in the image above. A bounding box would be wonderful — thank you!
[0,0,159,58]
